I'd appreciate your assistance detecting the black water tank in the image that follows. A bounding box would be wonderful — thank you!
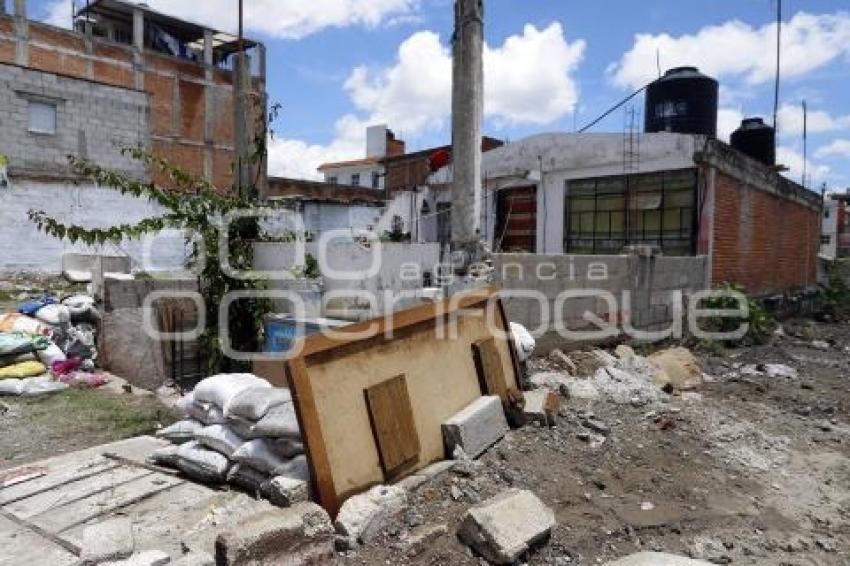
[644,67,719,137]
[730,117,776,166]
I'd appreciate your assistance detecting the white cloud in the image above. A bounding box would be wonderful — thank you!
[609,12,850,89]
[717,107,744,142]
[44,0,418,39]
[777,104,850,135]
[776,145,830,185]
[816,139,850,159]
[270,22,586,177]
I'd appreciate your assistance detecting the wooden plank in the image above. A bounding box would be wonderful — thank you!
[4,467,152,519]
[472,337,508,400]
[364,375,420,477]
[285,357,338,516]
[32,474,183,534]
[496,296,523,385]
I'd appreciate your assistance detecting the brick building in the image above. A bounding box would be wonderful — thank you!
[0,0,266,272]
[430,132,822,297]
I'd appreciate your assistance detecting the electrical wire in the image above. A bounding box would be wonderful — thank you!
[578,84,650,133]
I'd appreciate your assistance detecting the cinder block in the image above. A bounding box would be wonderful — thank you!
[442,395,508,459]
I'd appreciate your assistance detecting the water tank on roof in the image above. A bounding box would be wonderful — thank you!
[644,67,719,137]
[730,117,776,166]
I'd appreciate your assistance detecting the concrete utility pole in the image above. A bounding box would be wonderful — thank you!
[450,0,484,265]
[233,0,253,198]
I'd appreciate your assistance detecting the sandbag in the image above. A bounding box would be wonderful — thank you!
[228,416,264,440]
[0,352,36,369]
[195,424,246,457]
[0,332,49,356]
[251,402,301,439]
[62,295,95,317]
[0,314,49,335]
[226,464,269,495]
[231,439,291,474]
[34,304,71,325]
[176,392,226,425]
[18,296,56,317]
[0,360,47,379]
[272,454,310,481]
[148,445,181,468]
[510,322,536,362]
[0,375,69,397]
[193,373,271,413]
[176,441,230,483]
[155,419,203,444]
[0,378,24,395]
[226,386,291,420]
[36,342,66,366]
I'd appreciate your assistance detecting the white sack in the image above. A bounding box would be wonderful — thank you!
[148,445,181,468]
[155,419,203,444]
[231,439,291,474]
[227,386,291,420]
[272,454,310,481]
[36,342,66,366]
[176,441,230,482]
[34,304,71,325]
[193,373,270,413]
[62,295,95,317]
[195,424,246,458]
[510,322,536,362]
[226,464,268,494]
[251,402,301,439]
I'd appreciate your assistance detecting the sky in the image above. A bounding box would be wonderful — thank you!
[30,0,850,191]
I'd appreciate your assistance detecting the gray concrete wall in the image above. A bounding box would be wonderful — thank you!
[494,252,709,347]
[0,63,149,179]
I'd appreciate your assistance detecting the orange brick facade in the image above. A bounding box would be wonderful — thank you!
[711,170,820,296]
[0,12,265,192]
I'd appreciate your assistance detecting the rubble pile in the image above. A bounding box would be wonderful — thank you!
[0,293,105,396]
[150,373,310,507]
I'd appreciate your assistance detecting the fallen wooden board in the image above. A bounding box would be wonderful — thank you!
[283,287,522,515]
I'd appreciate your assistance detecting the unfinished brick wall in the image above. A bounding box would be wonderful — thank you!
[712,171,820,296]
[0,14,264,192]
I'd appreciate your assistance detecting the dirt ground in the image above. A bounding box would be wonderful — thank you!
[0,388,177,468]
[344,318,850,565]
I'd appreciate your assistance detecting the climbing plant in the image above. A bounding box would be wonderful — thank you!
[28,146,286,374]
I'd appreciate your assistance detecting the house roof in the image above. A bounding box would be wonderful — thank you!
[266,177,386,205]
[316,157,382,172]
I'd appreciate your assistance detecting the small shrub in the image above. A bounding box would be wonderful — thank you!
[699,282,776,346]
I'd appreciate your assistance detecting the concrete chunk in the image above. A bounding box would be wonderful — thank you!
[457,488,555,564]
[262,475,309,507]
[334,484,407,543]
[603,552,712,565]
[169,550,214,566]
[81,517,135,565]
[214,502,334,566]
[523,389,560,426]
[442,396,508,459]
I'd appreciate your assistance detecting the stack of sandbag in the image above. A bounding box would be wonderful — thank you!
[151,373,310,507]
[0,332,68,396]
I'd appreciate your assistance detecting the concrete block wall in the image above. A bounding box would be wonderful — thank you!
[0,62,148,178]
[493,252,709,340]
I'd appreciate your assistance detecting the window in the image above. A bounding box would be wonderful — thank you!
[821,235,832,245]
[372,171,380,189]
[351,173,361,186]
[28,101,57,135]
[565,169,697,256]
[824,209,831,219]
[327,176,338,185]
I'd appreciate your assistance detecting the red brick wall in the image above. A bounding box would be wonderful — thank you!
[712,171,819,295]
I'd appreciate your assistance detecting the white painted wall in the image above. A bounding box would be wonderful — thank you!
[429,132,703,254]
[321,163,384,189]
[821,199,838,260]
[0,180,189,273]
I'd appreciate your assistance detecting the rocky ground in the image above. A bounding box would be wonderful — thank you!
[342,318,850,565]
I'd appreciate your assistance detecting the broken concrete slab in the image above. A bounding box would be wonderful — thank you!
[214,502,334,566]
[523,389,560,426]
[457,488,555,564]
[442,395,508,458]
[101,550,171,566]
[403,523,448,557]
[334,484,407,543]
[80,517,136,565]
[395,460,456,491]
[262,475,309,507]
[603,552,712,565]
[169,549,215,566]
[547,349,576,374]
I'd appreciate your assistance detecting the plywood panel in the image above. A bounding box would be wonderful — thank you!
[285,289,521,515]
[365,375,420,476]
[472,337,508,399]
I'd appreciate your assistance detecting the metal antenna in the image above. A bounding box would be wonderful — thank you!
[802,100,808,188]
[772,0,782,130]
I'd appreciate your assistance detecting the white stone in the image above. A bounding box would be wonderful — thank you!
[603,552,712,565]
[334,484,408,543]
[763,363,797,379]
[262,475,309,507]
[81,517,135,564]
[442,395,508,458]
[169,550,214,566]
[523,389,559,426]
[457,488,555,564]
